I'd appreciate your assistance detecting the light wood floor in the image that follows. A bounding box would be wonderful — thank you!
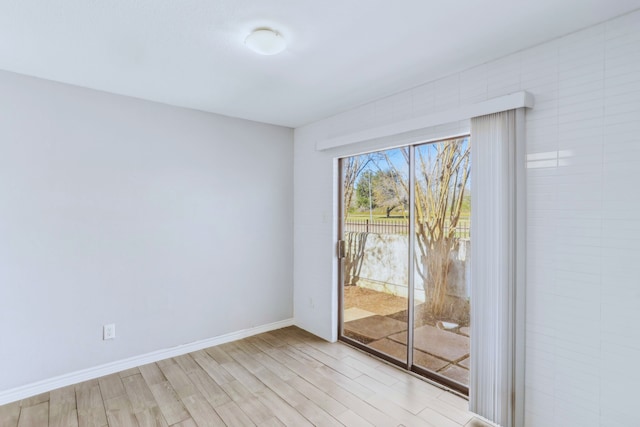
[0,326,491,427]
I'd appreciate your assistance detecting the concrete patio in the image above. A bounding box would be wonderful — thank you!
[344,287,470,386]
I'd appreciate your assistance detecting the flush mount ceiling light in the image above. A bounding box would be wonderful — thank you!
[244,28,286,55]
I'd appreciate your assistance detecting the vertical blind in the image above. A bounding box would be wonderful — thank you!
[469,110,525,427]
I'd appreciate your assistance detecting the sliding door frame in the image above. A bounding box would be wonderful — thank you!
[337,154,408,370]
[406,145,416,369]
[337,135,470,396]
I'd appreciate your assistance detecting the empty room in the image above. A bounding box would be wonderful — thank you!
[1,1,640,426]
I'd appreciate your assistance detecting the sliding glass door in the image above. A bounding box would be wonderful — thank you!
[339,137,471,394]
[411,138,471,391]
[339,148,409,364]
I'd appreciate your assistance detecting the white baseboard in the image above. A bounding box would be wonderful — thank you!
[0,318,295,406]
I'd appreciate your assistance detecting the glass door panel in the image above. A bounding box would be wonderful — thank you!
[340,148,409,364]
[338,136,471,394]
[413,138,471,389]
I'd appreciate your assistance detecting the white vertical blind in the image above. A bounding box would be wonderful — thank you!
[469,110,525,427]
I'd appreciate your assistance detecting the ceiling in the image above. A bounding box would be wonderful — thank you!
[1,1,639,128]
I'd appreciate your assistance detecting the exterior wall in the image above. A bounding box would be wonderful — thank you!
[346,232,470,303]
[294,10,640,427]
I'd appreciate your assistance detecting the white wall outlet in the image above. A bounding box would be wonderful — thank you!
[103,323,116,340]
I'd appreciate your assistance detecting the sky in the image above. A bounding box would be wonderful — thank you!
[355,137,470,184]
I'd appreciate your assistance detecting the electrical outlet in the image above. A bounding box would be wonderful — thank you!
[103,324,116,340]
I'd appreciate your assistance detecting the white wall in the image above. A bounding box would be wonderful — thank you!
[294,10,640,427]
[0,70,293,392]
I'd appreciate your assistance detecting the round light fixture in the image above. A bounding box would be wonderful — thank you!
[244,28,286,56]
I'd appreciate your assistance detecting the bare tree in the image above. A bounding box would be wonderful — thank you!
[372,170,407,217]
[342,155,371,213]
[414,139,470,318]
[342,154,374,287]
[355,169,407,217]
[383,140,470,319]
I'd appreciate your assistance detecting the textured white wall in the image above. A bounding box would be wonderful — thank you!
[293,10,640,427]
[0,70,293,392]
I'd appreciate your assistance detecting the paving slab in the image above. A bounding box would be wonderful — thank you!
[367,338,407,363]
[460,327,470,337]
[388,324,469,362]
[343,307,376,322]
[439,365,469,386]
[367,338,449,372]
[458,356,470,369]
[344,315,407,341]
[413,350,450,373]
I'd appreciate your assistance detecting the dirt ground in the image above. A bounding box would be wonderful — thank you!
[343,285,408,316]
[344,285,469,328]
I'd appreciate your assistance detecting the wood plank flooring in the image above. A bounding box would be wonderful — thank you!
[1,326,493,427]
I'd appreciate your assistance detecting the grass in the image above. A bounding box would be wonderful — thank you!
[346,212,408,222]
[346,210,470,223]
